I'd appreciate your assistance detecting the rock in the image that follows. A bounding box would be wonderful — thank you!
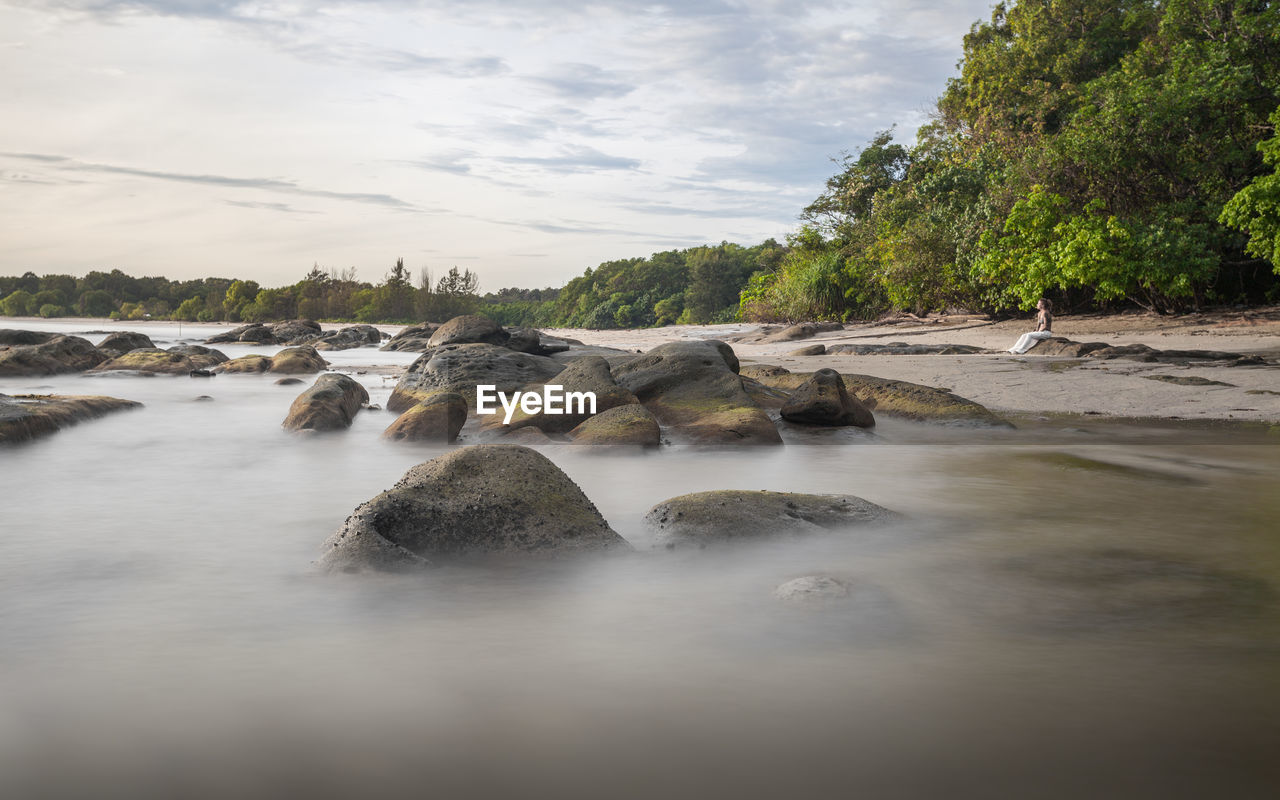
[275,377,304,386]
[780,368,875,428]
[789,344,826,356]
[91,348,197,375]
[194,395,214,401]
[214,355,274,373]
[497,355,639,433]
[645,490,901,546]
[549,345,634,366]
[205,322,276,345]
[95,331,156,356]
[0,393,142,444]
[190,371,214,378]
[271,319,324,344]
[387,343,563,412]
[317,445,629,572]
[1142,375,1235,387]
[826,343,985,355]
[305,325,383,351]
[740,364,792,380]
[0,335,109,376]
[567,404,661,446]
[427,314,510,348]
[382,392,467,443]
[0,329,60,346]
[167,345,229,368]
[1028,338,1113,358]
[502,426,555,444]
[611,340,780,445]
[753,367,1009,427]
[773,576,850,605]
[380,323,440,352]
[506,327,572,356]
[760,322,843,343]
[282,373,369,432]
[268,345,328,374]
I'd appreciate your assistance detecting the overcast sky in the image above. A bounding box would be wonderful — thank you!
[0,0,993,290]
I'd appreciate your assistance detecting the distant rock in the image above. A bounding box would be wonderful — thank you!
[205,319,322,346]
[305,325,383,351]
[380,323,440,352]
[826,342,985,355]
[271,319,324,344]
[780,368,875,428]
[612,340,781,445]
[789,344,826,356]
[0,393,141,444]
[1026,337,1266,364]
[214,355,274,374]
[282,373,369,432]
[645,490,901,546]
[91,348,197,375]
[0,335,108,376]
[1142,375,1235,387]
[506,327,573,356]
[95,331,155,357]
[567,404,661,446]
[382,392,467,443]
[0,329,60,346]
[166,345,229,369]
[213,346,327,375]
[732,322,843,344]
[317,445,629,572]
[274,377,304,386]
[427,314,509,348]
[387,343,562,411]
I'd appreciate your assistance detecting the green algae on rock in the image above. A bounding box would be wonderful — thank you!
[0,393,141,444]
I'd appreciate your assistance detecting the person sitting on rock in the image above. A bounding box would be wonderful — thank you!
[1008,298,1053,354]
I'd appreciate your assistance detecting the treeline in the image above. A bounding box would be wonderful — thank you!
[0,262,492,324]
[746,0,1280,319]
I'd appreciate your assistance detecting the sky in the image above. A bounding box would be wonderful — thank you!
[0,0,994,291]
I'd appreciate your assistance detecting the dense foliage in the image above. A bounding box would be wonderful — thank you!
[4,1,1279,327]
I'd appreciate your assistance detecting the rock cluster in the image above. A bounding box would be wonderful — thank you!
[0,393,141,444]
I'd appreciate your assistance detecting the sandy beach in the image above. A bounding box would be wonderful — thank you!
[545,306,1280,424]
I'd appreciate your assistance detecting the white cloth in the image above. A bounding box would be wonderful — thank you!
[1008,330,1052,354]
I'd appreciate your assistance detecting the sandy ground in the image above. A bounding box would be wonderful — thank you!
[546,307,1280,424]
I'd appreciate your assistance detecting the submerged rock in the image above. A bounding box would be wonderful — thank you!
[382,392,467,443]
[95,331,156,357]
[0,393,141,444]
[387,343,563,411]
[427,314,509,348]
[773,576,850,605]
[612,340,781,445]
[317,445,629,572]
[282,373,369,432]
[0,335,109,376]
[567,403,661,446]
[644,490,900,546]
[780,368,875,428]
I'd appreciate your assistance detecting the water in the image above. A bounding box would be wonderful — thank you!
[2,322,1279,798]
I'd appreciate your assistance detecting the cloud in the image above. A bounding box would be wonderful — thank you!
[224,199,317,214]
[495,145,640,174]
[526,63,634,100]
[1,152,418,209]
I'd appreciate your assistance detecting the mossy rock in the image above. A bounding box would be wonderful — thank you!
[269,345,328,374]
[0,335,107,376]
[645,490,902,546]
[95,331,156,357]
[388,343,563,412]
[317,444,630,572]
[1,393,142,444]
[213,355,274,374]
[91,348,197,375]
[167,345,229,369]
[282,373,369,432]
[568,403,660,446]
[382,392,467,443]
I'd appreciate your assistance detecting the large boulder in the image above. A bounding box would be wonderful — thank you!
[750,366,1009,427]
[317,445,630,572]
[0,335,108,376]
[644,490,901,546]
[496,355,639,433]
[382,392,467,443]
[567,404,661,446]
[91,348,197,375]
[611,340,781,445]
[780,368,875,428]
[1,393,142,444]
[271,319,324,344]
[95,331,155,356]
[380,323,440,352]
[167,345,228,369]
[387,343,563,412]
[282,373,369,432]
[427,314,510,348]
[304,325,383,351]
[268,345,328,374]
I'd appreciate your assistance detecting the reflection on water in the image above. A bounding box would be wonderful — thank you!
[2,322,1279,798]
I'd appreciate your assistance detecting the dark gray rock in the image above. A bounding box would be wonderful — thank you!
[304,325,383,351]
[0,329,61,346]
[427,314,509,348]
[506,327,573,356]
[387,343,562,412]
[0,335,108,376]
[380,323,440,352]
[645,490,901,546]
[282,373,369,432]
[317,445,629,572]
[95,331,156,357]
[780,368,875,428]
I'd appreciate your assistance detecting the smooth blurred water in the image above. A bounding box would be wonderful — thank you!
[2,321,1279,799]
